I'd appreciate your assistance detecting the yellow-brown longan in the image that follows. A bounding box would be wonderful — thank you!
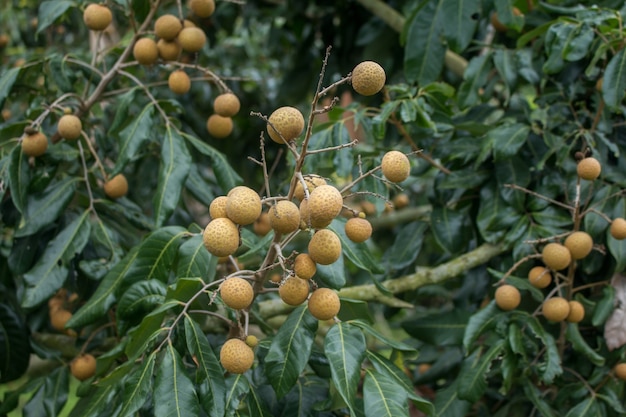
[202,217,240,257]
[133,37,159,65]
[351,61,386,96]
[154,14,182,41]
[293,253,316,280]
[381,151,410,183]
[308,229,342,265]
[226,186,262,226]
[278,276,310,306]
[267,106,305,144]
[268,200,301,234]
[220,277,254,310]
[207,114,233,138]
[610,218,626,240]
[308,288,340,320]
[494,284,520,311]
[220,338,254,374]
[214,93,241,117]
[344,217,372,243]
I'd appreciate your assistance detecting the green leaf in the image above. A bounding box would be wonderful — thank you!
[117,280,167,321]
[384,221,427,270]
[184,317,226,416]
[118,352,156,417]
[108,88,139,136]
[177,234,216,279]
[404,1,446,85]
[183,132,242,191]
[402,309,469,346]
[351,320,417,353]
[154,343,201,417]
[324,322,366,415]
[565,397,599,417]
[124,308,170,360]
[477,183,519,243]
[329,219,383,274]
[225,374,249,416]
[363,369,409,417]
[565,323,604,366]
[430,206,473,254]
[265,305,318,398]
[602,47,626,107]
[245,378,273,417]
[69,385,119,417]
[0,302,30,382]
[490,123,530,161]
[36,1,74,36]
[514,312,562,384]
[0,67,21,108]
[8,145,30,214]
[457,340,505,402]
[441,0,478,52]
[153,126,191,227]
[591,285,614,327]
[522,381,558,417]
[22,210,91,308]
[457,54,493,108]
[67,247,139,329]
[433,380,471,417]
[493,49,518,91]
[316,254,346,289]
[276,376,330,417]
[112,103,154,175]
[561,23,594,62]
[16,177,79,238]
[462,301,499,351]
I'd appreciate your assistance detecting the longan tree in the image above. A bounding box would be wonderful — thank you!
[1,0,626,416]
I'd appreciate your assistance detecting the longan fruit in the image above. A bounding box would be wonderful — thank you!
[278,276,310,306]
[154,14,182,41]
[307,185,344,229]
[83,4,112,31]
[70,354,97,381]
[345,217,372,243]
[21,130,48,157]
[610,218,626,240]
[0,34,9,48]
[220,277,254,310]
[392,193,409,209]
[168,70,191,94]
[381,151,410,183]
[226,186,262,226]
[177,27,206,52]
[542,243,572,271]
[527,266,551,289]
[494,285,520,311]
[209,196,228,219]
[564,231,593,260]
[294,175,326,201]
[57,114,82,140]
[245,335,258,348]
[267,106,305,144]
[253,212,272,236]
[220,338,254,374]
[615,363,626,381]
[299,199,311,229]
[133,37,159,65]
[542,297,570,322]
[214,93,240,117]
[190,0,216,17]
[202,217,240,257]
[576,157,601,181]
[207,114,233,138]
[268,200,301,234]
[308,229,342,265]
[351,61,386,96]
[293,253,316,280]
[103,174,128,199]
[566,300,585,323]
[50,309,72,331]
[157,39,181,61]
[269,273,282,284]
[308,288,340,320]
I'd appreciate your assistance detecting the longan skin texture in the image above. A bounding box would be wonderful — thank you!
[576,157,601,181]
[566,300,585,323]
[528,266,551,289]
[214,93,241,117]
[220,277,254,310]
[308,288,340,320]
[307,185,344,229]
[268,200,301,234]
[58,114,82,140]
[168,70,191,94]
[294,253,316,280]
[345,217,372,243]
[154,14,182,41]
[542,297,570,322]
[610,218,626,240]
[22,132,48,157]
[495,285,520,311]
[207,114,233,138]
[178,27,206,52]
[209,196,228,219]
[351,61,386,96]
[71,354,97,381]
[308,229,342,265]
[104,174,129,199]
[279,276,310,306]
[50,309,72,331]
[190,0,216,17]
[133,38,159,65]
[203,217,240,257]
[267,106,305,144]
[83,4,112,31]
[157,39,181,61]
[294,176,326,201]
[226,187,262,226]
[381,151,410,183]
[615,363,626,381]
[253,212,272,236]
[220,339,254,374]
[564,231,593,260]
[542,243,571,271]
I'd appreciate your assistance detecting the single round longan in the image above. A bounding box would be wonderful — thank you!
[308,288,340,320]
[351,61,386,96]
[214,93,240,117]
[154,14,182,41]
[267,106,304,144]
[103,174,128,199]
[178,27,206,52]
[495,285,520,311]
[203,217,240,257]
[381,151,410,183]
[83,4,112,31]
[344,217,372,243]
[70,354,97,381]
[220,338,254,374]
[220,277,254,310]
[308,229,342,265]
[542,243,572,271]
[57,114,82,140]
[207,114,233,138]
[279,276,310,306]
[133,37,159,65]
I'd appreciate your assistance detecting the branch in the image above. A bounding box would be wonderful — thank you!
[257,242,506,317]
[355,0,467,78]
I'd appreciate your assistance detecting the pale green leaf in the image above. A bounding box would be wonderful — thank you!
[363,369,409,417]
[154,343,201,417]
[36,1,74,36]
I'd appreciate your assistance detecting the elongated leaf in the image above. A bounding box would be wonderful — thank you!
[566,323,605,366]
[246,378,273,417]
[225,374,249,416]
[592,285,615,326]
[67,247,139,329]
[277,376,329,417]
[316,254,346,289]
[324,322,366,415]
[366,351,434,416]
[8,145,29,214]
[565,397,599,417]
[265,305,318,398]
[183,132,242,192]
[117,280,166,321]
[0,302,30,382]
[430,206,472,254]
[404,1,446,85]
[603,48,626,108]
[108,88,139,136]
[522,381,557,417]
[491,123,530,161]
[117,353,156,417]
[16,177,79,237]
[330,219,382,274]
[113,103,154,175]
[463,301,499,350]
[351,320,416,352]
[22,211,91,308]
[515,312,562,383]
[363,369,409,417]
[176,237,209,279]
[402,309,470,346]
[69,385,119,417]
[458,54,493,108]
[458,340,505,402]
[184,317,226,416]
[433,380,471,417]
[154,343,201,417]
[384,221,427,270]
[153,127,191,227]
[493,49,518,91]
[441,0,478,52]
[125,309,169,360]
[0,67,20,109]
[36,1,73,35]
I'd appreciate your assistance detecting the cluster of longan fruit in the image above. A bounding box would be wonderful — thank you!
[496,156,626,322]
